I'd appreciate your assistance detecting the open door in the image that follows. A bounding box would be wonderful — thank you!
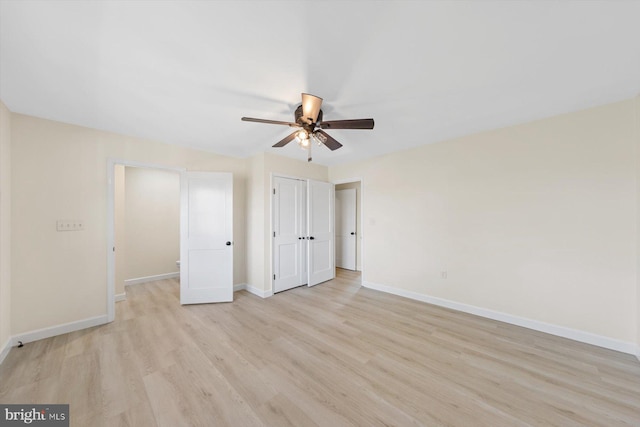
[308,179,335,286]
[335,188,357,270]
[180,172,233,304]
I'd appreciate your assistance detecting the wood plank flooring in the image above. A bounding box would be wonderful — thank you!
[1,268,639,426]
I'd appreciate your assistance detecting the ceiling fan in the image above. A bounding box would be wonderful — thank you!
[241,93,374,162]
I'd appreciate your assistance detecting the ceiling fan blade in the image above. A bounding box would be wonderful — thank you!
[273,131,298,148]
[301,93,323,123]
[316,130,343,151]
[319,118,375,130]
[241,117,299,127]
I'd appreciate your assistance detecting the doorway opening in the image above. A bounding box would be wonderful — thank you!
[114,165,181,302]
[107,160,184,322]
[333,178,363,285]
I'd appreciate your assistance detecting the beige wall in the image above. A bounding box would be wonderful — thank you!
[124,167,179,281]
[0,100,11,350]
[330,99,638,344]
[335,182,362,271]
[246,152,328,293]
[246,153,265,292]
[10,114,247,335]
[114,165,126,297]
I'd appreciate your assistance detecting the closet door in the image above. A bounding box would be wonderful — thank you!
[308,179,335,286]
[273,177,305,292]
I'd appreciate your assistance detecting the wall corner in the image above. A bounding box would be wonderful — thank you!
[0,99,12,358]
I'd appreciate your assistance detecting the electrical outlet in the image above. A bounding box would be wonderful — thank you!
[57,220,85,231]
[441,271,447,279]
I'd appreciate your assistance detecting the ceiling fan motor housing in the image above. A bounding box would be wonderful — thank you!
[295,105,322,127]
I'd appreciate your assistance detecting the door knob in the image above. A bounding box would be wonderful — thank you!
[309,236,315,240]
[226,241,231,246]
[350,232,355,235]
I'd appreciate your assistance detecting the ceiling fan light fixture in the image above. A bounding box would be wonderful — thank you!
[298,137,310,149]
[301,93,323,123]
[311,132,322,146]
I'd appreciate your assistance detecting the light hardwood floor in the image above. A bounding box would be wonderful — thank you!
[1,269,639,426]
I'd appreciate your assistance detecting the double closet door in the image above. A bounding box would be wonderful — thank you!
[273,176,335,293]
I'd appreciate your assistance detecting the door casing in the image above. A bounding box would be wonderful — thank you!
[335,188,357,270]
[332,177,364,278]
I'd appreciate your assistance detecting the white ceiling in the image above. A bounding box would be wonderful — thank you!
[1,1,639,166]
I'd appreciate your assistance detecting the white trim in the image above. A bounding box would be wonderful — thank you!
[270,172,309,182]
[331,176,364,186]
[107,159,116,322]
[0,337,11,365]
[233,283,247,292]
[107,158,186,322]
[363,280,638,356]
[245,284,273,298]
[125,272,179,286]
[115,293,126,302]
[11,315,108,347]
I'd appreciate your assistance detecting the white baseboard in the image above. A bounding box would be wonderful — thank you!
[11,315,109,347]
[233,283,246,292]
[363,281,637,356]
[0,337,11,365]
[125,272,179,286]
[244,284,273,298]
[115,292,126,302]
[636,345,640,362]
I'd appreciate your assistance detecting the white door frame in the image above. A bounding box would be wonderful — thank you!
[335,188,357,270]
[106,159,186,322]
[332,177,364,279]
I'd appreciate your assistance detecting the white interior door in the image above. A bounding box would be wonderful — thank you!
[180,172,233,304]
[308,179,335,286]
[273,177,307,293]
[335,188,356,270]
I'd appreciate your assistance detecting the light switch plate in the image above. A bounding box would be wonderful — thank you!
[56,220,85,231]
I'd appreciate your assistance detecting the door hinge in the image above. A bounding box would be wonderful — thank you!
[273,274,276,280]
[273,231,276,237]
[273,188,276,195]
